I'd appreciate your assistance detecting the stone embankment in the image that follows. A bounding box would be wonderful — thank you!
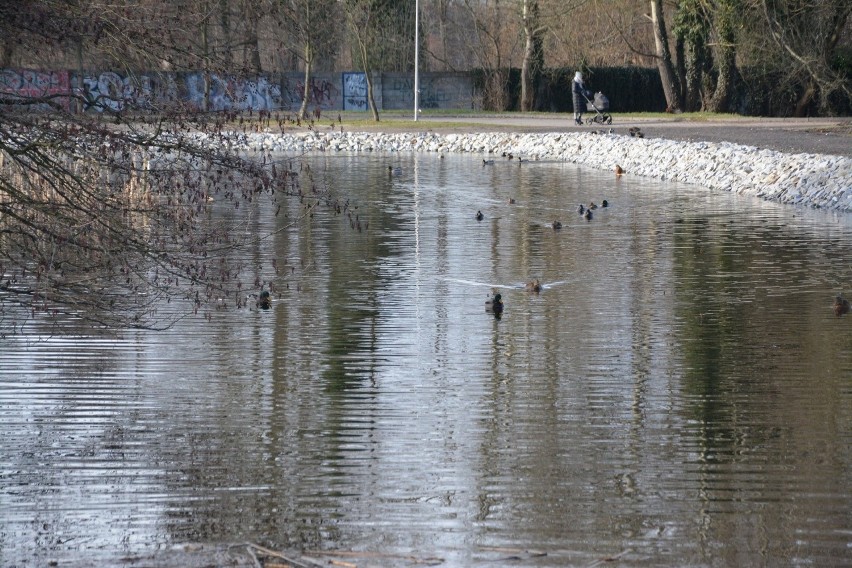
[218,130,852,212]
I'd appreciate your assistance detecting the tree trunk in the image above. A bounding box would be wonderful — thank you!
[670,0,711,111]
[708,45,736,112]
[365,70,379,121]
[707,1,737,113]
[202,1,211,112]
[357,38,379,121]
[298,43,313,120]
[0,36,12,68]
[520,44,534,111]
[520,0,542,112]
[244,0,262,73]
[650,0,682,112]
[794,79,816,117]
[674,35,687,107]
[683,42,706,111]
[75,40,84,114]
[219,0,233,69]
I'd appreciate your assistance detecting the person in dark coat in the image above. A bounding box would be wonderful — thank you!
[572,71,586,125]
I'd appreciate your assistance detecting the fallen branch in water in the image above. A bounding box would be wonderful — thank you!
[302,549,445,565]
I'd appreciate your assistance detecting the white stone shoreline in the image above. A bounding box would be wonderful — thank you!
[218,130,852,212]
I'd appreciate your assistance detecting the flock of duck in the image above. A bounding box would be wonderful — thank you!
[476,170,618,317]
[475,198,612,230]
[260,158,849,320]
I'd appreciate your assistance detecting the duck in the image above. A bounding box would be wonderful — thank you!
[583,208,593,221]
[588,202,598,210]
[475,210,484,221]
[257,290,271,310]
[577,204,585,215]
[615,165,624,176]
[485,293,504,314]
[552,220,562,230]
[602,199,609,207]
[482,159,495,166]
[834,294,850,317]
[525,279,542,293]
[508,197,516,205]
[387,165,402,176]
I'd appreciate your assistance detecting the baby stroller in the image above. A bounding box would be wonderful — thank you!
[583,91,612,125]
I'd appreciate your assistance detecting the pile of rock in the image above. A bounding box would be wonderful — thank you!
[210,129,852,212]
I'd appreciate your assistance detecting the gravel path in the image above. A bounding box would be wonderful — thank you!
[370,114,852,158]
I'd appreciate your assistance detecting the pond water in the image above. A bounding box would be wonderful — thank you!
[2,153,851,566]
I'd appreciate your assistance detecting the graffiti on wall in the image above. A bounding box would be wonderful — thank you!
[277,75,340,111]
[342,73,368,111]
[2,68,473,113]
[81,72,162,111]
[296,77,339,109]
[0,69,70,109]
[184,73,284,111]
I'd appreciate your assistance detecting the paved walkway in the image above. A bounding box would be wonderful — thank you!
[380,113,852,157]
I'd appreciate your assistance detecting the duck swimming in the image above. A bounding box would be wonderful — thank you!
[257,290,271,310]
[526,279,542,293]
[615,165,624,176]
[552,220,562,230]
[583,208,593,221]
[485,293,504,314]
[577,204,585,215]
[834,294,850,317]
[602,199,609,207]
[475,210,484,221]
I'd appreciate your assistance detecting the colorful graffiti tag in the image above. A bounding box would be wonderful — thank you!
[184,73,284,111]
[81,72,164,111]
[0,69,71,109]
[1,69,472,113]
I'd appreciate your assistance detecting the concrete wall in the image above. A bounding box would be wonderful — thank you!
[381,72,473,110]
[0,68,475,113]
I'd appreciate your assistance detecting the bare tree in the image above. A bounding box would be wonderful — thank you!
[749,0,851,115]
[344,0,381,120]
[0,1,339,329]
[520,0,544,111]
[458,0,522,110]
[274,0,337,119]
[518,0,590,111]
[649,0,683,111]
[241,0,264,72]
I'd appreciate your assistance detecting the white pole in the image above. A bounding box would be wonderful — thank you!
[414,0,420,121]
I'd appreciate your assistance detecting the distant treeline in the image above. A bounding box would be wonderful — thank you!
[488,67,851,116]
